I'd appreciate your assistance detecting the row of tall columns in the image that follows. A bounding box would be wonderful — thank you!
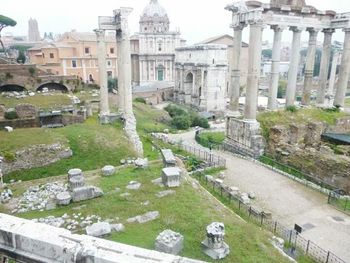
[244,22,263,120]
[94,29,110,118]
[317,29,334,104]
[268,25,283,110]
[286,27,302,107]
[229,24,244,114]
[302,28,319,105]
[334,28,350,107]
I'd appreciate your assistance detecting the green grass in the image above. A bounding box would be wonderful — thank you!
[346,98,350,107]
[196,131,225,149]
[0,163,293,263]
[257,108,348,140]
[2,116,135,182]
[0,94,71,109]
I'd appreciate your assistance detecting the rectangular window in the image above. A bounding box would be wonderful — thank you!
[72,60,77,68]
[110,48,114,54]
[107,60,112,67]
[50,53,54,59]
[85,47,90,54]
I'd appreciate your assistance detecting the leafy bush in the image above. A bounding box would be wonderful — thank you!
[4,111,18,120]
[286,105,297,113]
[3,151,15,162]
[28,67,36,77]
[191,115,210,129]
[171,115,191,130]
[164,104,187,117]
[134,97,146,104]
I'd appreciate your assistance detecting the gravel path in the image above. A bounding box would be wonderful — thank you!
[169,130,350,262]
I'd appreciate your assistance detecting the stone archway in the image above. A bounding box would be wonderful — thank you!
[184,72,194,104]
[37,82,69,93]
[0,84,27,92]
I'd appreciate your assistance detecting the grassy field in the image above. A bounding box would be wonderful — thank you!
[0,163,294,263]
[1,117,135,182]
[0,94,71,109]
[346,98,350,107]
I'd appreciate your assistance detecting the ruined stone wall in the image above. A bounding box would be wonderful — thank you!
[266,121,350,189]
[0,118,39,129]
[2,143,73,175]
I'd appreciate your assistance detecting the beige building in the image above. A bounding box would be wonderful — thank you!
[28,31,118,84]
[199,34,249,88]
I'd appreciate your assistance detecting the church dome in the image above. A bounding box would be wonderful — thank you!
[140,0,170,33]
[142,0,168,18]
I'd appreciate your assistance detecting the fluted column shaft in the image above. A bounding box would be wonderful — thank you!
[286,27,303,107]
[328,51,340,99]
[244,22,263,120]
[268,25,283,110]
[334,29,350,107]
[95,29,110,116]
[302,28,319,105]
[229,24,244,112]
[317,29,334,104]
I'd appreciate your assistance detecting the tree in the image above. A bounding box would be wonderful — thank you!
[0,15,17,57]
[16,50,26,64]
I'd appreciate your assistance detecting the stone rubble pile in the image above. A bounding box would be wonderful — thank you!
[14,182,68,213]
[0,188,13,203]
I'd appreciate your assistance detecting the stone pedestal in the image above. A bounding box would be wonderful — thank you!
[225,118,265,158]
[201,222,230,260]
[155,230,184,255]
[162,167,181,188]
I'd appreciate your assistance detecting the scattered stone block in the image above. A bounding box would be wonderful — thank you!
[72,186,103,202]
[161,149,176,167]
[45,199,57,210]
[86,222,111,237]
[4,126,14,132]
[68,168,82,179]
[15,104,37,119]
[162,167,181,188]
[111,223,125,232]
[101,165,116,176]
[120,192,131,197]
[135,158,148,168]
[248,192,256,199]
[56,192,72,206]
[218,172,226,179]
[201,222,230,259]
[151,177,164,186]
[120,159,126,165]
[127,211,160,224]
[205,175,214,182]
[155,230,184,255]
[156,190,175,198]
[126,181,141,190]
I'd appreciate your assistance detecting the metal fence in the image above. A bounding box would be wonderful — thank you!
[194,170,347,263]
[328,191,350,216]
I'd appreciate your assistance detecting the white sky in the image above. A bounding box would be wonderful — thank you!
[1,0,350,45]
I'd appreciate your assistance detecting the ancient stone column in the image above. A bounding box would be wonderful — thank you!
[244,22,263,120]
[328,51,340,101]
[94,29,110,120]
[316,29,334,105]
[229,24,245,114]
[268,25,283,110]
[302,28,319,106]
[286,27,303,107]
[334,28,350,107]
[115,8,133,117]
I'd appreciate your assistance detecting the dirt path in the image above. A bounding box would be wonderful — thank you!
[169,130,350,262]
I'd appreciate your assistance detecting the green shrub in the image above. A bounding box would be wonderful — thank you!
[3,151,15,162]
[286,105,297,113]
[322,106,340,113]
[28,67,36,77]
[171,115,191,130]
[191,115,210,129]
[164,104,187,117]
[4,111,18,120]
[134,97,146,104]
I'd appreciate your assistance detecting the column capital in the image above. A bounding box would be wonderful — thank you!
[289,26,304,33]
[306,27,321,34]
[322,28,335,34]
[343,28,350,33]
[233,23,246,31]
[247,19,264,27]
[94,29,105,40]
[271,25,286,32]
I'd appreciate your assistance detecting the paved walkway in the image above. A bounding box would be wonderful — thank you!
[169,130,350,262]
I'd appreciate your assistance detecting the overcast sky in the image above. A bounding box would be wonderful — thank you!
[1,0,350,45]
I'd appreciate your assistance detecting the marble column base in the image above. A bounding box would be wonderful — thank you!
[224,117,265,158]
[201,239,230,260]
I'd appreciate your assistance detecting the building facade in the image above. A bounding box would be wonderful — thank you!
[175,44,228,113]
[28,31,118,84]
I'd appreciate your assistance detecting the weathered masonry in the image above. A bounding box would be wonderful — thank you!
[0,213,205,263]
